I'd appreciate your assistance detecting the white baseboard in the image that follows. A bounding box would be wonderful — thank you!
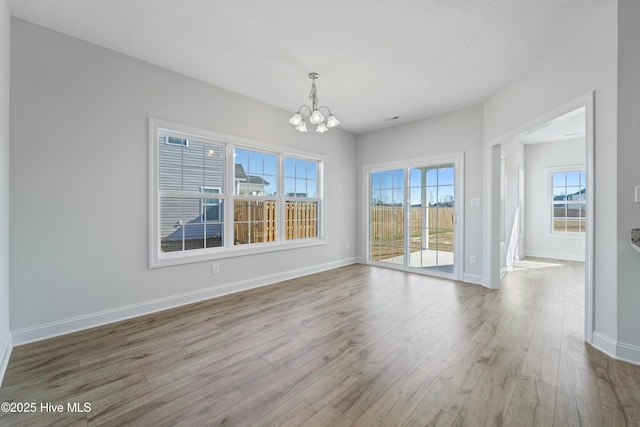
[592,331,617,358]
[462,273,483,286]
[524,250,585,262]
[616,340,640,366]
[0,332,12,387]
[592,331,640,366]
[12,258,358,346]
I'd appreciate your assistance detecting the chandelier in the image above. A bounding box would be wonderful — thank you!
[289,73,340,133]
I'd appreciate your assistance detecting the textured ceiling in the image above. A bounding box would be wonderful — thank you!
[7,0,611,134]
[520,107,586,144]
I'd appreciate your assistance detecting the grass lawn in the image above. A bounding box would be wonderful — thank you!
[370,230,454,261]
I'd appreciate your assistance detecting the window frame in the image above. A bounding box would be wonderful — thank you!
[547,165,586,238]
[149,118,326,268]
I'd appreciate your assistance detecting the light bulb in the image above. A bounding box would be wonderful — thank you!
[295,121,308,132]
[326,115,340,128]
[309,110,325,124]
[316,123,328,133]
[289,113,302,126]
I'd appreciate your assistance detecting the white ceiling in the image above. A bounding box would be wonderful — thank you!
[7,0,610,134]
[520,107,586,144]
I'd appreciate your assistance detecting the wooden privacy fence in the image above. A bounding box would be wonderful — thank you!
[370,206,454,240]
[285,201,317,240]
[234,200,317,244]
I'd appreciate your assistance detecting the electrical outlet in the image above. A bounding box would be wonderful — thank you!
[345,243,349,251]
[211,264,219,274]
[470,255,477,264]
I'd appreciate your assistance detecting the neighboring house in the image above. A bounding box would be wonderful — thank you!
[234,164,270,195]
[568,187,586,201]
[162,163,270,247]
[567,188,587,211]
[553,188,586,201]
[553,188,586,219]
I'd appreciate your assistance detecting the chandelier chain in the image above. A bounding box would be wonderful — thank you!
[309,80,318,111]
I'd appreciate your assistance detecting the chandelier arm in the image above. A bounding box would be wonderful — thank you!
[297,105,312,115]
[318,106,332,115]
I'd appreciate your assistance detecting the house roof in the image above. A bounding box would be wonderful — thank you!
[246,176,269,185]
[234,164,269,185]
[234,164,247,180]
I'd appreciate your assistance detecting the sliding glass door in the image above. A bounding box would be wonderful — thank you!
[367,155,462,279]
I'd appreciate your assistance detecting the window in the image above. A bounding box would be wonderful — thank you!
[149,119,324,267]
[158,133,225,254]
[201,187,221,222]
[164,135,189,147]
[284,157,319,240]
[551,169,586,233]
[233,149,278,245]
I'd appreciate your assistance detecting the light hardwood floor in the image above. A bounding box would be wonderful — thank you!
[2,258,640,426]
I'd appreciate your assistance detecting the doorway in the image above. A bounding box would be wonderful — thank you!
[488,93,594,343]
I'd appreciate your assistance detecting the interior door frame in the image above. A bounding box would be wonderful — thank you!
[363,152,465,281]
[484,92,594,344]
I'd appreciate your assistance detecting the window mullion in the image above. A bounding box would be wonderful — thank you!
[404,167,409,268]
[278,154,284,243]
[318,160,324,239]
[160,191,226,199]
[225,143,234,249]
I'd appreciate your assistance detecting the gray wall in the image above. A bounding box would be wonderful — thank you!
[0,0,10,380]
[525,138,586,261]
[484,3,620,344]
[617,0,640,355]
[9,19,357,334]
[356,106,484,283]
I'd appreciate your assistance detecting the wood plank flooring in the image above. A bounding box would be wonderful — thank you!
[2,258,640,426]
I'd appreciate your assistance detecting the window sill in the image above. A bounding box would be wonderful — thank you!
[150,238,327,268]
[546,232,586,240]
